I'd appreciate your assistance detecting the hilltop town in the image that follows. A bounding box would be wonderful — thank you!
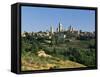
[21,22,95,44]
[21,22,96,71]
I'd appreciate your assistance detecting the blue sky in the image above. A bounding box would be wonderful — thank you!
[21,6,95,32]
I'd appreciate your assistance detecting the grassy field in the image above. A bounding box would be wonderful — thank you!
[21,52,86,71]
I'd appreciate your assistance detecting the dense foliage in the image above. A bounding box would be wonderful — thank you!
[21,33,96,70]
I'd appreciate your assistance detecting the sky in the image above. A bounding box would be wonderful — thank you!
[21,6,95,32]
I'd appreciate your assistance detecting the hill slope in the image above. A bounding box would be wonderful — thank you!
[21,53,86,71]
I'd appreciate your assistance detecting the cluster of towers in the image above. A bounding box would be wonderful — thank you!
[50,22,63,34]
[50,22,74,33]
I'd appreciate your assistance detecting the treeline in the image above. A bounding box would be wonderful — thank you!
[42,47,96,67]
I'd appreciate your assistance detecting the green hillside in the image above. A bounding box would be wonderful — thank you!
[21,32,96,71]
[21,52,86,71]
